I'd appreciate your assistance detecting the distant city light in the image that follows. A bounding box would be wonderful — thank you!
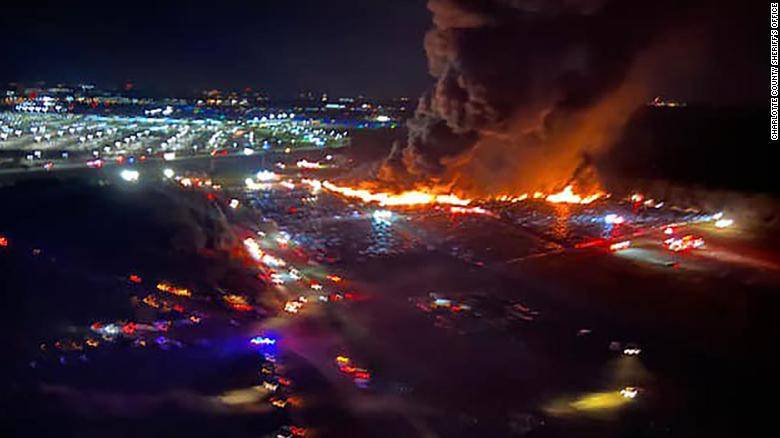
[620,387,639,399]
[245,178,271,191]
[296,159,320,169]
[714,218,734,228]
[256,170,279,181]
[119,169,140,182]
[609,240,631,251]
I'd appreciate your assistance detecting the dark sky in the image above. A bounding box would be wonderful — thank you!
[0,0,764,105]
[0,0,432,98]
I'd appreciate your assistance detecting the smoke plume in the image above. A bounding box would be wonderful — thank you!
[381,0,720,195]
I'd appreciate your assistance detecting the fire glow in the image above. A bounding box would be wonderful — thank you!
[545,185,605,205]
[306,180,471,207]
[495,186,605,205]
[313,180,605,208]
[156,282,192,297]
[303,178,605,209]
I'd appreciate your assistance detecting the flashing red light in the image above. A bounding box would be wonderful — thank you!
[289,426,307,437]
[344,292,366,301]
[122,322,137,335]
[0,236,8,247]
[574,238,608,249]
[86,159,103,169]
[128,274,142,283]
[230,303,254,312]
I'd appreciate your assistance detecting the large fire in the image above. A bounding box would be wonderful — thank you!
[304,180,471,207]
[304,180,604,207]
[545,185,605,205]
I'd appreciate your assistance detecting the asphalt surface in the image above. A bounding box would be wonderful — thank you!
[0,161,775,437]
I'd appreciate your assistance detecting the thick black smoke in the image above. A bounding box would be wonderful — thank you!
[382,0,741,195]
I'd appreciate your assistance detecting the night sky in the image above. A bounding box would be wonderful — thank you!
[0,0,764,104]
[0,0,431,98]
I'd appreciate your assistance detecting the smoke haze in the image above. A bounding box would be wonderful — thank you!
[381,0,756,195]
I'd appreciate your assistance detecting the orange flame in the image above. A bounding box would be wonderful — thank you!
[156,282,192,297]
[306,180,472,207]
[545,185,605,205]
[305,180,604,208]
